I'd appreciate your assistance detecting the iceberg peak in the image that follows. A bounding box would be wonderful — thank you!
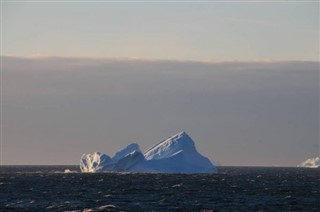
[112,143,141,162]
[144,131,195,160]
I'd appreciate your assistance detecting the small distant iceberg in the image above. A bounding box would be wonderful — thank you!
[80,131,217,173]
[298,157,320,168]
[64,169,78,173]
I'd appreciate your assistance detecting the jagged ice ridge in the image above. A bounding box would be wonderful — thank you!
[298,157,320,168]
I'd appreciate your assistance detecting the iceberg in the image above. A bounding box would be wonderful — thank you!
[298,157,320,168]
[80,131,217,173]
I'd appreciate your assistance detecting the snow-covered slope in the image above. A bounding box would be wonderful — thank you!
[80,131,217,173]
[114,151,145,171]
[298,157,320,168]
[112,143,141,162]
[144,131,195,160]
[142,131,216,173]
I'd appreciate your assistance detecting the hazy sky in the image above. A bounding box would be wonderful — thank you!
[3,57,319,166]
[2,1,319,61]
[1,1,319,166]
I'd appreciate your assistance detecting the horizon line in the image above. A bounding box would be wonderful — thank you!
[2,55,319,64]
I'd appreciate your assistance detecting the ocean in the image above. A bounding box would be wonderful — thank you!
[0,166,319,211]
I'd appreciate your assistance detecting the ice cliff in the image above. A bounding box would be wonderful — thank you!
[80,131,217,173]
[298,157,320,168]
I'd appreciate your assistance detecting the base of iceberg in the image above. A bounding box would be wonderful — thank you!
[298,157,320,168]
[80,132,217,173]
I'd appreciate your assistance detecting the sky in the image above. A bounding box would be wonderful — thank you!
[1,1,319,166]
[2,1,319,61]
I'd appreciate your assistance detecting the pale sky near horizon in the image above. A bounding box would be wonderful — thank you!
[2,1,319,61]
[1,1,319,166]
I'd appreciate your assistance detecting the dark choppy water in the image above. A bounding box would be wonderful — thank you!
[0,166,319,211]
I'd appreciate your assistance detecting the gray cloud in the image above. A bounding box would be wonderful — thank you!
[2,56,319,166]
